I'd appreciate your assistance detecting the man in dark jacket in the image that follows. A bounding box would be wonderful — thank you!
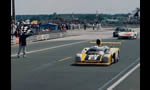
[84,24,87,30]
[17,30,33,58]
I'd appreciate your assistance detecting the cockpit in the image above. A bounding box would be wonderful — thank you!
[86,46,110,55]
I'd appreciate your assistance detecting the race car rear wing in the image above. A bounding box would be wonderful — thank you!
[89,39,121,47]
[90,41,121,45]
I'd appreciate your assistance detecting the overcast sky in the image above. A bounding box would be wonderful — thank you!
[12,0,140,15]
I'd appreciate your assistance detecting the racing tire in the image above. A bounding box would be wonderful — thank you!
[114,52,120,63]
[111,56,115,64]
[114,52,119,63]
[129,36,134,40]
[113,33,115,37]
[113,34,116,37]
[134,35,137,39]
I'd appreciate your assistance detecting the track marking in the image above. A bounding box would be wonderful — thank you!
[11,40,88,57]
[32,56,72,71]
[58,56,72,62]
[98,57,140,90]
[32,61,55,71]
[107,63,140,90]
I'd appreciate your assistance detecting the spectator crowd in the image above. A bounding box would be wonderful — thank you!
[11,20,102,40]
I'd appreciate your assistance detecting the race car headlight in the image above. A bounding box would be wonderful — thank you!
[102,56,109,63]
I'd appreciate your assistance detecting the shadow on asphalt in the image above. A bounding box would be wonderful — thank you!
[71,64,110,67]
[11,56,18,59]
[11,56,26,59]
[116,37,139,40]
[113,37,136,40]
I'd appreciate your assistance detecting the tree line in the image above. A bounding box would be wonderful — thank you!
[15,13,129,23]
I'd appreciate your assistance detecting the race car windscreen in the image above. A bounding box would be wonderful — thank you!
[86,48,103,55]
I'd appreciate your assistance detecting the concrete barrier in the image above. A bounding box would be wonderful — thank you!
[12,29,82,45]
[32,35,38,41]
[45,34,49,40]
[26,31,67,42]
[41,35,44,40]
[12,30,70,45]
[37,35,42,41]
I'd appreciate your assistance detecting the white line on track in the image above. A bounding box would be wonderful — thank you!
[58,56,72,62]
[32,56,72,71]
[11,40,88,57]
[32,62,54,71]
[98,57,140,90]
[107,63,140,90]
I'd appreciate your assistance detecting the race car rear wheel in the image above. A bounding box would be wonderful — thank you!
[118,37,121,39]
[130,36,134,40]
[111,55,115,64]
[113,34,117,37]
[112,52,119,64]
[114,51,119,63]
[134,34,137,39]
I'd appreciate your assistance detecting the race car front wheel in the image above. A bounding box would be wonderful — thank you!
[115,52,119,63]
[134,34,137,39]
[113,52,119,63]
[111,56,115,64]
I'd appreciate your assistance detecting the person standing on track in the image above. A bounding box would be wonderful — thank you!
[92,23,95,30]
[11,22,17,40]
[84,23,87,30]
[17,26,33,58]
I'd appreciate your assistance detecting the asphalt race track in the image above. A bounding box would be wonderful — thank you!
[11,29,140,90]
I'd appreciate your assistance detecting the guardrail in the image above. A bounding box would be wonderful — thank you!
[26,30,67,42]
[11,30,68,45]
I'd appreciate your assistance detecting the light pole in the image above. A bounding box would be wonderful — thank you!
[12,0,16,24]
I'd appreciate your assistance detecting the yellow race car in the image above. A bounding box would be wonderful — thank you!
[75,39,121,65]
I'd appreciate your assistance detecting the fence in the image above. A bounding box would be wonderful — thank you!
[26,30,67,42]
[11,30,68,45]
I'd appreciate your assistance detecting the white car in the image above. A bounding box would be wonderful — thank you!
[118,29,138,39]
